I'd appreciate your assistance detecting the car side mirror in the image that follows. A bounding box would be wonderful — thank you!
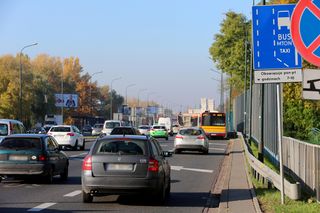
[162,151,173,157]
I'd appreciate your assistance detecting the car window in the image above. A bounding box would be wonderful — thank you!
[0,124,8,136]
[105,122,120,128]
[0,138,41,150]
[94,124,103,128]
[46,137,58,151]
[139,126,150,130]
[179,129,202,136]
[96,139,146,155]
[50,127,71,132]
[110,128,135,135]
[150,139,161,156]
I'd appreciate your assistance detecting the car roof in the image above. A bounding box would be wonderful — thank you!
[50,125,73,127]
[0,119,23,124]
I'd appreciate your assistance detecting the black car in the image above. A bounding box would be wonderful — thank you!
[110,126,141,135]
[0,134,69,183]
[82,125,93,136]
[81,135,171,203]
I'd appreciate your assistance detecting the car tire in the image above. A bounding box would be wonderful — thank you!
[165,178,171,197]
[82,190,93,203]
[203,149,209,155]
[80,139,85,151]
[60,164,68,181]
[174,149,180,154]
[155,183,166,205]
[73,140,78,151]
[166,137,168,140]
[44,167,54,184]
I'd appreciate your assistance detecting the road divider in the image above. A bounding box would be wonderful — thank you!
[171,165,213,173]
[64,190,82,197]
[27,203,56,212]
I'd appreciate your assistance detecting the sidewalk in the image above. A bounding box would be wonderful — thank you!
[210,138,261,213]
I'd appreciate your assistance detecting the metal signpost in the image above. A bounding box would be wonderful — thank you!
[291,0,320,67]
[252,4,303,205]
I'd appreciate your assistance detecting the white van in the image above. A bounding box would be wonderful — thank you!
[101,120,125,135]
[158,117,173,136]
[0,119,26,142]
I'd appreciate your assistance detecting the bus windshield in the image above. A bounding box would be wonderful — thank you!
[201,113,225,126]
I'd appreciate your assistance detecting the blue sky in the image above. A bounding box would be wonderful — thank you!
[0,0,253,112]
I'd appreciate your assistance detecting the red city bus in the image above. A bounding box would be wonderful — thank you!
[200,111,226,139]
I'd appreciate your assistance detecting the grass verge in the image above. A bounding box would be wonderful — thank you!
[247,141,320,212]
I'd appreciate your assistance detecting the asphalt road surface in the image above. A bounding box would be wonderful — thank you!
[0,136,229,213]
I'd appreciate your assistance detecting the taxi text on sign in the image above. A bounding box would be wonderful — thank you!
[252,4,302,84]
[291,0,320,67]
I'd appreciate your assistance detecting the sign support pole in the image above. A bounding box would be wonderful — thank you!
[276,83,285,204]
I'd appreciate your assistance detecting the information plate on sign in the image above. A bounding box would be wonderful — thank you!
[302,69,320,100]
[252,4,302,84]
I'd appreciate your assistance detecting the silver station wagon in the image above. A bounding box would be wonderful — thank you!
[81,135,171,204]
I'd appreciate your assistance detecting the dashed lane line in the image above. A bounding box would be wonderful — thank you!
[64,190,82,197]
[27,203,56,212]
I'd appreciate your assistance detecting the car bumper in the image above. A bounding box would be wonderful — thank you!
[175,144,207,151]
[0,163,49,175]
[82,172,160,195]
[206,132,226,137]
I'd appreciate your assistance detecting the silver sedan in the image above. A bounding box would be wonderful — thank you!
[174,127,209,154]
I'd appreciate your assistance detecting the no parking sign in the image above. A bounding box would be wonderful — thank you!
[291,0,320,67]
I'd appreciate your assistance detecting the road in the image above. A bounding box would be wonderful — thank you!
[0,136,229,213]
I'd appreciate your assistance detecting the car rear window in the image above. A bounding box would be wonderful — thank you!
[105,122,120,128]
[139,126,150,130]
[50,127,71,132]
[95,139,146,155]
[0,138,41,150]
[110,128,135,135]
[0,124,8,136]
[153,126,165,130]
[179,129,202,136]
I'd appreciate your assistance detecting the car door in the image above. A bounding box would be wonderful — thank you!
[72,126,84,147]
[149,139,167,182]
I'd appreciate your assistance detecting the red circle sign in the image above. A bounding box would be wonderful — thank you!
[291,0,320,67]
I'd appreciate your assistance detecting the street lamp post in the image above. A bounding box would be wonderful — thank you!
[19,43,38,121]
[125,84,136,106]
[90,71,103,115]
[110,77,122,120]
[210,68,224,112]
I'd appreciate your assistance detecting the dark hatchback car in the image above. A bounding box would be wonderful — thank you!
[82,125,93,136]
[0,134,69,183]
[110,126,141,135]
[81,135,171,203]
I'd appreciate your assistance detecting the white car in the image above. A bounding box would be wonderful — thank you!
[138,125,151,135]
[48,125,85,150]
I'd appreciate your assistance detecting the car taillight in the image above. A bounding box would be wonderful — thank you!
[82,155,92,171]
[148,157,159,172]
[67,132,75,136]
[175,135,183,139]
[197,136,205,140]
[38,155,46,161]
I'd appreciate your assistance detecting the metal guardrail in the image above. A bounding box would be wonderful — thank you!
[239,133,301,200]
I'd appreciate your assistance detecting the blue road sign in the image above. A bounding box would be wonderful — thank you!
[252,4,302,70]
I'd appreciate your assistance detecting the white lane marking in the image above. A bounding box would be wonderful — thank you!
[256,19,259,26]
[284,63,289,67]
[171,166,213,173]
[70,152,88,158]
[209,148,225,151]
[277,58,282,63]
[257,51,260,57]
[256,9,258,16]
[64,190,82,197]
[27,203,56,212]
[274,51,277,57]
[273,29,276,35]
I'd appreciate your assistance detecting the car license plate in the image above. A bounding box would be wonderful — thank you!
[9,155,28,161]
[107,163,132,171]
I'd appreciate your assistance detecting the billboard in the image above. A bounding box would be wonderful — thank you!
[147,106,158,114]
[55,94,78,108]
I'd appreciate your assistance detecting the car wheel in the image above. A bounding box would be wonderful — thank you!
[73,140,78,151]
[80,139,85,151]
[165,178,171,197]
[82,190,93,203]
[44,167,54,184]
[60,164,68,181]
[202,149,209,155]
[174,149,180,154]
[166,137,168,140]
[155,183,166,205]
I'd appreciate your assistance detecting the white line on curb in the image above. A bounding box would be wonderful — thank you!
[64,190,82,197]
[27,203,56,212]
